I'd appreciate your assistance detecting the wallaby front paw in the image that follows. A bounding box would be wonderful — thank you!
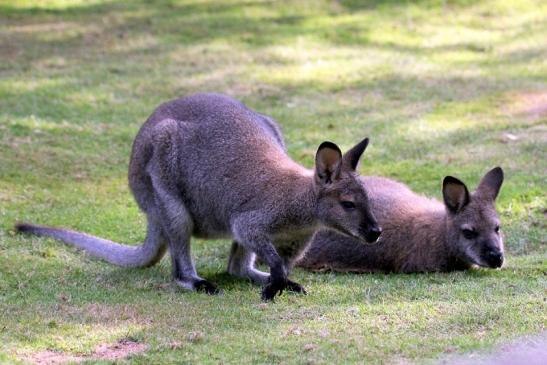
[286,279,307,295]
[261,284,281,301]
[194,280,222,295]
[261,280,287,301]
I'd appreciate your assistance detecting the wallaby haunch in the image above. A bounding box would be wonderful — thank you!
[298,168,504,273]
[16,93,381,300]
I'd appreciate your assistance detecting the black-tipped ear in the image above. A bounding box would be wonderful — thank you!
[315,141,342,184]
[442,176,470,213]
[342,138,369,171]
[476,167,504,201]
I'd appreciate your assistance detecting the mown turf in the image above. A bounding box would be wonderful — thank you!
[0,0,546,364]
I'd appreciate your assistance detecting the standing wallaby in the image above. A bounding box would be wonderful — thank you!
[16,93,381,300]
[297,167,504,273]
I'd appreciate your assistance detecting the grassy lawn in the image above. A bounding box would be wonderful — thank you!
[1,0,546,363]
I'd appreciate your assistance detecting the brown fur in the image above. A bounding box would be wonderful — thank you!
[298,168,505,273]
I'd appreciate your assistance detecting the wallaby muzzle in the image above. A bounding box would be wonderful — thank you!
[481,248,504,268]
[357,211,382,244]
[357,222,382,244]
[364,226,382,243]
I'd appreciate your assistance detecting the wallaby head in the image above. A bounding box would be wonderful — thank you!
[313,138,381,244]
[443,167,504,268]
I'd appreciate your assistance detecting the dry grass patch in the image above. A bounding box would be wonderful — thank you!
[505,90,547,122]
[21,338,147,365]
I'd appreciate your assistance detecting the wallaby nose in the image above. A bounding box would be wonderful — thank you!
[485,250,504,268]
[365,226,382,243]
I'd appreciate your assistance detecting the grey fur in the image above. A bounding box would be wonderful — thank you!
[16,93,380,300]
[298,167,505,273]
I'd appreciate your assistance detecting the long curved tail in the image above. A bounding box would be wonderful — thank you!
[15,222,167,268]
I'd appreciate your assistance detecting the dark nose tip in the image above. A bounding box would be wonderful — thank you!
[486,250,504,268]
[365,226,382,243]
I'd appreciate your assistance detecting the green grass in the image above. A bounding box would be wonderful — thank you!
[1,0,546,363]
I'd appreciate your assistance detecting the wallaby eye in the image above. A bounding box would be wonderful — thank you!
[462,228,478,240]
[495,225,500,233]
[340,201,356,210]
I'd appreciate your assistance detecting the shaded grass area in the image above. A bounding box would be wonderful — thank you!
[0,0,546,363]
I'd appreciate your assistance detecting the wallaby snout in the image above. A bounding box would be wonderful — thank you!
[364,225,382,243]
[481,247,504,268]
[360,211,382,243]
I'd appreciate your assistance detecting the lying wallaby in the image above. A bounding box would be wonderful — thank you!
[16,93,381,300]
[298,167,504,273]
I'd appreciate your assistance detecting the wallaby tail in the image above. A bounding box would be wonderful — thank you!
[15,222,167,268]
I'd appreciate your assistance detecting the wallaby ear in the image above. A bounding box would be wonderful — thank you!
[442,176,470,213]
[342,138,369,171]
[476,167,504,201]
[315,141,343,184]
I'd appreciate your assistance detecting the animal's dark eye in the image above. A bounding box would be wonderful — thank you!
[341,201,356,210]
[462,228,478,240]
[495,225,500,233]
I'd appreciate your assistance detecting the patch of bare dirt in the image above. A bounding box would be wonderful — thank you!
[22,339,147,365]
[506,90,547,122]
[439,331,547,365]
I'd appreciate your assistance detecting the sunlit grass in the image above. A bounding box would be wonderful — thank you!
[0,0,107,10]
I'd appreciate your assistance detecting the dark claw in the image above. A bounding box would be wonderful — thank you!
[261,279,287,301]
[194,280,222,295]
[286,279,307,295]
[261,284,277,301]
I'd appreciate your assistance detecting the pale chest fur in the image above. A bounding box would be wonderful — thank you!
[271,225,320,263]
